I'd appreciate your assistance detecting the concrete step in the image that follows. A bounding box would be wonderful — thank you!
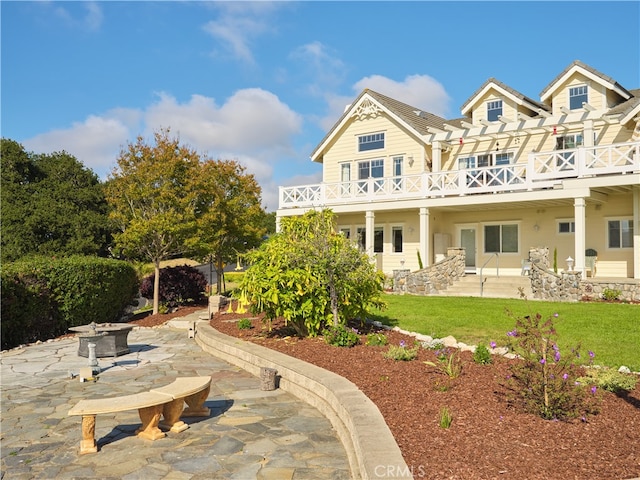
[439,275,533,299]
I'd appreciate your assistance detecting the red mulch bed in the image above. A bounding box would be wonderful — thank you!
[135,304,640,480]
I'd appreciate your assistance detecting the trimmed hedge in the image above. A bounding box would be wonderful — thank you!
[1,256,139,350]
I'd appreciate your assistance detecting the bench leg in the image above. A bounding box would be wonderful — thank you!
[160,398,188,433]
[182,385,211,417]
[135,404,166,441]
[79,415,98,454]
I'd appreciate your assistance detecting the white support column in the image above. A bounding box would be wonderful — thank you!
[634,186,640,279]
[432,142,442,172]
[419,207,430,268]
[574,197,586,275]
[365,210,375,258]
[275,214,282,233]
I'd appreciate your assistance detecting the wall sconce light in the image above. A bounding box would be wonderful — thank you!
[533,223,540,232]
[400,258,405,267]
[408,156,414,167]
[409,226,415,235]
[495,142,500,152]
[566,256,574,271]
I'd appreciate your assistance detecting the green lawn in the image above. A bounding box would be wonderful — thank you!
[370,294,640,371]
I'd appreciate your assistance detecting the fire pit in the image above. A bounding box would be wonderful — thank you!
[69,322,134,358]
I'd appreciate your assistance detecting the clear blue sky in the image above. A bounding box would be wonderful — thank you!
[2,1,639,211]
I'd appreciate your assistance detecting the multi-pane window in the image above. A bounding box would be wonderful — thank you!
[558,221,575,234]
[484,224,518,253]
[487,100,503,121]
[458,152,514,169]
[569,85,588,110]
[339,227,351,239]
[340,163,351,196]
[608,219,633,248]
[555,133,584,169]
[358,133,385,152]
[374,227,384,253]
[358,159,384,192]
[392,227,403,253]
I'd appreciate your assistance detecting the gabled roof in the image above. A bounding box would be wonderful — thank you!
[311,89,447,162]
[460,77,547,116]
[540,60,632,103]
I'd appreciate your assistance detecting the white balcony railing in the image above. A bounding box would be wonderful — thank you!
[279,141,640,209]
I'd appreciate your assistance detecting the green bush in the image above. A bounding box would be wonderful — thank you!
[237,318,252,330]
[365,332,388,346]
[323,324,360,347]
[601,288,621,301]
[1,256,139,350]
[473,343,493,365]
[578,367,638,394]
[383,341,419,361]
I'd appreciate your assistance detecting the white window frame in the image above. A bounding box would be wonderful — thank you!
[569,85,588,110]
[391,225,404,253]
[487,99,503,121]
[373,226,384,253]
[606,218,634,249]
[557,219,575,235]
[357,132,385,152]
[483,222,519,254]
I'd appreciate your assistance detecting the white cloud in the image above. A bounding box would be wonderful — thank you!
[22,113,136,178]
[49,1,104,32]
[319,74,451,132]
[202,2,283,64]
[290,41,346,95]
[20,88,303,211]
[353,74,450,118]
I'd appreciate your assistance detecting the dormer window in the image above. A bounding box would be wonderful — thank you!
[569,85,588,110]
[358,133,385,152]
[487,100,503,121]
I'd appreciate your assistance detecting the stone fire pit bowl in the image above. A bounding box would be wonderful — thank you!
[69,322,134,358]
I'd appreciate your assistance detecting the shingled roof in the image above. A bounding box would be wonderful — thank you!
[540,60,632,99]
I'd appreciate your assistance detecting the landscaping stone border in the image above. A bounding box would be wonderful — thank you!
[195,322,412,480]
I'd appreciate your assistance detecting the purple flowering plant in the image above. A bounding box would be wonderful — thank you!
[503,306,600,421]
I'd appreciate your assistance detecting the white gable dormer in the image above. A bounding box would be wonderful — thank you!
[460,78,543,126]
[539,60,631,116]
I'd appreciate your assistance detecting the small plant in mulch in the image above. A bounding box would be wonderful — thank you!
[383,340,419,361]
[502,309,601,421]
[425,347,463,378]
[365,332,388,346]
[237,318,252,330]
[438,407,453,429]
[473,343,493,365]
[323,324,360,347]
[578,367,638,395]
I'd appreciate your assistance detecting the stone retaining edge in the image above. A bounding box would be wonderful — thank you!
[195,323,412,480]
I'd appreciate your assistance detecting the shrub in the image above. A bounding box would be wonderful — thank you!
[237,318,252,330]
[1,256,139,349]
[323,324,360,347]
[473,343,493,365]
[503,310,600,420]
[365,332,388,346]
[578,367,638,394]
[601,288,621,301]
[140,265,207,309]
[383,341,419,361]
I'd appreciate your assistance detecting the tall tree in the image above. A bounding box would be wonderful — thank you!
[1,138,112,262]
[104,129,201,314]
[188,159,267,294]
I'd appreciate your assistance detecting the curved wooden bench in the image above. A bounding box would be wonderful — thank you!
[68,376,211,454]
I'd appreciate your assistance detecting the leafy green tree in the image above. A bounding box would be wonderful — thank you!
[237,209,386,337]
[1,138,112,262]
[188,159,267,294]
[104,129,201,314]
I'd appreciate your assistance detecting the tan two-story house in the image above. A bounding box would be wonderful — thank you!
[277,61,640,281]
